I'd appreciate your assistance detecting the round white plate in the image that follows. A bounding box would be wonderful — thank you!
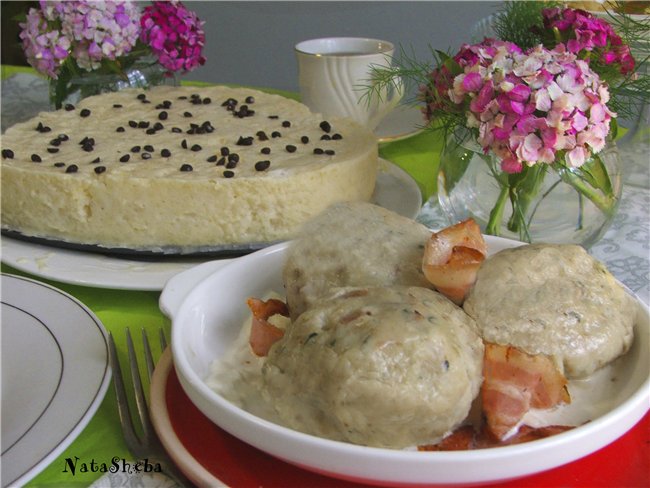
[166,237,650,486]
[0,274,111,487]
[1,159,421,291]
[376,104,424,142]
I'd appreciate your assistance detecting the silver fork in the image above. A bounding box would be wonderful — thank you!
[108,328,194,487]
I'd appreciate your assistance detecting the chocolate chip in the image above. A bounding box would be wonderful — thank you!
[268,115,279,119]
[143,145,154,152]
[171,127,182,133]
[64,104,75,111]
[202,97,211,104]
[138,121,150,129]
[320,121,332,132]
[153,122,164,131]
[54,162,65,167]
[236,136,254,146]
[216,157,226,166]
[66,164,79,173]
[256,131,269,141]
[190,144,202,152]
[80,108,91,117]
[159,111,168,120]
[128,120,138,128]
[325,149,336,155]
[2,149,14,159]
[255,160,271,171]
[271,131,281,138]
[131,145,142,153]
[301,136,309,144]
[332,133,343,140]
[206,155,218,163]
[161,149,171,157]
[36,122,51,133]
[31,154,42,162]
[282,120,291,128]
[120,154,130,162]
[223,170,235,178]
[180,164,193,172]
[116,126,125,132]
[47,147,59,153]
[320,134,331,141]
[58,134,69,141]
[137,93,147,100]
[313,148,324,155]
[220,147,230,156]
[245,96,255,104]
[94,166,106,174]
[91,157,101,164]
[50,138,62,146]
[146,128,156,135]
[228,153,240,164]
[113,104,123,108]
[285,145,297,153]
[183,111,193,118]
[226,159,238,169]
[142,152,152,160]
[260,147,271,155]
[181,139,188,149]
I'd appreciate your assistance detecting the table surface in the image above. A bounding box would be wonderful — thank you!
[1,67,649,487]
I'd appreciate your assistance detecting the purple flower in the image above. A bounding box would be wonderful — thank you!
[19,7,70,78]
[140,0,206,73]
[542,6,636,75]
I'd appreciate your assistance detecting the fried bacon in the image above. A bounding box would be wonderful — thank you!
[247,297,289,357]
[481,343,571,440]
[422,218,487,305]
[418,424,575,451]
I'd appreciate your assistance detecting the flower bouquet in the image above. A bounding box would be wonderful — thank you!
[19,0,206,109]
[369,2,649,245]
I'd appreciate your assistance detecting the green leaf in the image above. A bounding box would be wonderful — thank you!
[438,135,473,194]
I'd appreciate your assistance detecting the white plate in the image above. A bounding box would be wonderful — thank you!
[1,159,420,291]
[0,274,111,487]
[165,237,650,486]
[376,104,424,142]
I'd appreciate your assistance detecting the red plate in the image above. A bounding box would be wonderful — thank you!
[150,350,649,487]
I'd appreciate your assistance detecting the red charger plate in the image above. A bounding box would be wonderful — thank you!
[150,349,649,487]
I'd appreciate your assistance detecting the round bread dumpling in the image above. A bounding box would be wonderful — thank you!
[463,244,635,378]
[262,286,484,449]
[283,201,432,319]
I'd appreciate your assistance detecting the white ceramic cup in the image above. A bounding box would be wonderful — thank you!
[295,37,403,130]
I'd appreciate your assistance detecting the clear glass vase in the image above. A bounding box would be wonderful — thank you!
[419,133,622,248]
[49,57,175,110]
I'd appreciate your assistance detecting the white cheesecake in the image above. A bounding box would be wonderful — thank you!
[1,85,378,253]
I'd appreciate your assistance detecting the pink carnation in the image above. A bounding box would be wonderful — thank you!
[444,42,614,173]
[140,0,206,73]
[19,7,70,78]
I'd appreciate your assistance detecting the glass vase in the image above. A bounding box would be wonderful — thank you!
[423,133,622,248]
[49,57,175,110]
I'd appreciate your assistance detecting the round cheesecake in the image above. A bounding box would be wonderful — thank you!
[0,85,378,253]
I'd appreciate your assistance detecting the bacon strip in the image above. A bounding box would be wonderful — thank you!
[481,343,570,440]
[418,424,575,451]
[422,219,487,305]
[247,297,289,357]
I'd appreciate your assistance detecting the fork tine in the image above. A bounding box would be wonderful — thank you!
[142,328,155,381]
[108,332,141,452]
[125,328,154,441]
[159,327,168,351]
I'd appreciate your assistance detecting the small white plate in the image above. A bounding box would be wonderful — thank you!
[376,104,424,142]
[0,274,111,487]
[166,237,650,486]
[1,159,421,291]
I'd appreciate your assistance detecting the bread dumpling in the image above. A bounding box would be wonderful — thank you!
[463,243,635,378]
[263,285,484,449]
[283,201,432,319]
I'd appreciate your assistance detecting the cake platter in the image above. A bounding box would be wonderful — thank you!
[1,159,421,290]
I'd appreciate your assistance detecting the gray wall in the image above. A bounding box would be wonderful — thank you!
[184,1,501,92]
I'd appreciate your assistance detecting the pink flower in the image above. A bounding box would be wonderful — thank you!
[140,0,206,73]
[19,7,70,78]
[501,157,523,173]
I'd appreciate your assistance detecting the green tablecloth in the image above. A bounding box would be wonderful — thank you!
[1,66,443,486]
